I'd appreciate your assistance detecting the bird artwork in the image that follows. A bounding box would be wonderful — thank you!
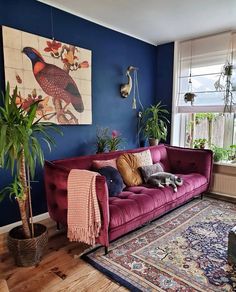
[120,66,136,98]
[3,26,92,124]
[22,47,84,115]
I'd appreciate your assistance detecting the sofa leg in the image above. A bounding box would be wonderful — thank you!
[200,194,203,200]
[105,246,109,255]
[56,222,61,230]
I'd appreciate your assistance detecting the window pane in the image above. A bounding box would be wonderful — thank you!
[179,74,222,93]
[184,113,234,149]
[178,92,225,106]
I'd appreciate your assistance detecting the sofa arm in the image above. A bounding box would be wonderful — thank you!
[95,175,110,247]
[44,161,69,225]
[166,145,213,182]
[44,161,110,246]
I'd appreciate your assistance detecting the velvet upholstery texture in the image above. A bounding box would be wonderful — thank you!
[44,145,213,248]
[92,158,117,170]
[97,166,124,197]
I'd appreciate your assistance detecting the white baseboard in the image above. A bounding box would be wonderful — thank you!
[0,212,49,234]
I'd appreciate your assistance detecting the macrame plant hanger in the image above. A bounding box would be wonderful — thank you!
[132,69,144,111]
[184,40,196,106]
[224,34,234,113]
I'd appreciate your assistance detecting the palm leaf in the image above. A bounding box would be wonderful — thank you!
[0,83,63,215]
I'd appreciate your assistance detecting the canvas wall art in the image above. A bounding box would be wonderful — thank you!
[2,26,92,125]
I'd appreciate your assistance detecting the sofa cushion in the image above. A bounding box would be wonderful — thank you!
[92,158,117,169]
[139,163,164,183]
[133,149,153,167]
[97,166,123,197]
[109,173,207,229]
[117,153,142,186]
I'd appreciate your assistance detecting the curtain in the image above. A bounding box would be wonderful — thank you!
[176,32,236,113]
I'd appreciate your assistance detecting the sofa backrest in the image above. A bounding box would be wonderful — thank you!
[48,144,170,171]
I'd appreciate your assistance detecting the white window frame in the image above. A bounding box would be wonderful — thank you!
[171,36,236,148]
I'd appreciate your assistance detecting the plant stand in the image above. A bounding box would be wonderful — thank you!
[8,223,48,267]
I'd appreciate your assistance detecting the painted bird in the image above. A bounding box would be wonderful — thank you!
[22,47,84,113]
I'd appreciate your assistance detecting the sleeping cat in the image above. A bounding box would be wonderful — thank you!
[147,172,183,192]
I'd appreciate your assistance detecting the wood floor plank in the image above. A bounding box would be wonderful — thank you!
[0,221,127,292]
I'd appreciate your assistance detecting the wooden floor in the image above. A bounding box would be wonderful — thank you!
[0,220,127,292]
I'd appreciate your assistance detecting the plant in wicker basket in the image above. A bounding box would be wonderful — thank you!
[0,83,62,266]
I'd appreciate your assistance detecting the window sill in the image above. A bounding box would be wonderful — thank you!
[214,161,236,168]
[213,162,236,176]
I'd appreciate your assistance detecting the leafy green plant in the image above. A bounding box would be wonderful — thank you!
[141,102,169,141]
[107,130,124,151]
[193,138,207,149]
[228,144,236,160]
[195,113,216,124]
[211,145,228,162]
[0,83,62,238]
[96,127,109,153]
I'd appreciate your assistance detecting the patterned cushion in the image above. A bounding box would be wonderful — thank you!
[133,149,153,168]
[139,163,164,183]
[117,153,143,186]
[97,166,124,197]
[92,158,117,169]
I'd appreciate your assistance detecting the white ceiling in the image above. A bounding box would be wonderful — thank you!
[39,0,236,45]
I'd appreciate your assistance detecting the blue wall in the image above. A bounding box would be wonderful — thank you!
[156,43,174,143]
[0,0,174,226]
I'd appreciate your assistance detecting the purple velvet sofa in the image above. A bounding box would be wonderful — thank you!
[44,145,213,251]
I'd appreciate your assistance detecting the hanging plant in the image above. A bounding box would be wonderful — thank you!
[214,61,235,113]
[184,92,196,105]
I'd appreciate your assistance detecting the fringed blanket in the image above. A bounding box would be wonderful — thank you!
[67,169,101,246]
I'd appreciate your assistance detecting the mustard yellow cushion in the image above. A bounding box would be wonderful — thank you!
[117,153,143,186]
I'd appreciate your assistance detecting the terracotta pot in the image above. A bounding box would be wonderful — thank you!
[148,138,159,146]
[8,223,48,267]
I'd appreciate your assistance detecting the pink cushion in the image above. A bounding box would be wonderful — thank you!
[92,158,117,169]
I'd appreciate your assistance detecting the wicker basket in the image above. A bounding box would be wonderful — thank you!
[8,223,48,267]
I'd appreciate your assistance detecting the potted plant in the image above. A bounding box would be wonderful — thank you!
[211,145,228,162]
[0,83,61,266]
[107,130,124,151]
[184,92,196,105]
[228,144,236,161]
[95,127,109,153]
[141,102,169,146]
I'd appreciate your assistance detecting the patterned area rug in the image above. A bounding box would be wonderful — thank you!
[83,198,236,291]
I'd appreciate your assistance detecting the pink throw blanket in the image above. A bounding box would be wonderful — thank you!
[67,169,101,246]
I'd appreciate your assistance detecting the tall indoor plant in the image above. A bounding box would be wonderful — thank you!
[0,83,61,266]
[141,102,169,146]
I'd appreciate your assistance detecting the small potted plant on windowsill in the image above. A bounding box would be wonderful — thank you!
[210,145,228,162]
[0,83,62,267]
[141,102,169,146]
[228,144,236,161]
